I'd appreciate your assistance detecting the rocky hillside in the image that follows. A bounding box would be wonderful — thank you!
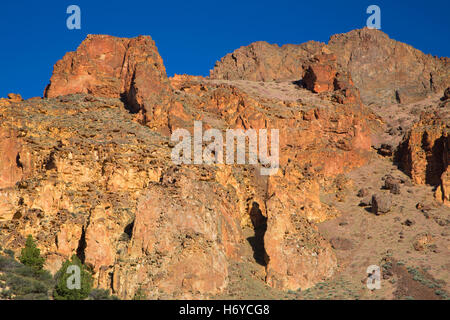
[0,28,448,300]
[211,28,450,106]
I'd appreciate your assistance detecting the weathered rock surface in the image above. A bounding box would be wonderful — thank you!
[264,171,338,290]
[112,167,246,297]
[2,28,447,299]
[397,110,449,205]
[443,87,450,101]
[383,175,402,195]
[210,40,325,81]
[211,28,450,106]
[0,95,173,281]
[302,52,361,105]
[371,193,392,214]
[413,232,434,251]
[0,93,24,106]
[328,28,450,105]
[44,35,176,131]
[1,35,379,298]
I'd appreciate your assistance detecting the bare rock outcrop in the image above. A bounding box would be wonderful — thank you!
[328,28,450,105]
[210,40,324,81]
[1,32,387,299]
[0,93,24,106]
[443,87,450,101]
[44,35,176,130]
[264,170,338,290]
[113,167,243,298]
[397,111,449,205]
[302,53,362,105]
[211,28,449,106]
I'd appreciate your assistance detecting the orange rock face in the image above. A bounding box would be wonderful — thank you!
[303,54,337,93]
[328,28,450,105]
[436,168,450,206]
[121,168,242,296]
[44,34,175,130]
[211,28,449,106]
[301,53,362,106]
[264,169,338,290]
[0,128,23,190]
[210,40,325,81]
[1,31,388,299]
[0,93,24,106]
[7,93,23,102]
[398,111,449,205]
[126,72,376,293]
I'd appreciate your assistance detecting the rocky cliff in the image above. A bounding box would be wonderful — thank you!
[211,28,450,106]
[397,98,449,206]
[0,28,448,299]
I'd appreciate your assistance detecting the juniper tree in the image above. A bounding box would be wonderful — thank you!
[19,235,45,271]
[53,254,93,300]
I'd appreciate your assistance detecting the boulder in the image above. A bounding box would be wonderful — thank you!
[371,194,392,214]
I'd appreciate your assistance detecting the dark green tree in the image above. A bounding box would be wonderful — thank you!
[53,255,93,300]
[19,235,45,271]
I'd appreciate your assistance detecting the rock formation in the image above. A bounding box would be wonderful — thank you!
[398,110,449,205]
[1,28,448,299]
[2,88,367,296]
[0,93,24,107]
[209,40,325,81]
[327,28,450,105]
[44,34,178,131]
[211,28,450,106]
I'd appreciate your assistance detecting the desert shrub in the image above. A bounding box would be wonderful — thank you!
[4,249,15,259]
[0,255,21,271]
[407,266,442,289]
[16,265,53,283]
[0,253,52,300]
[14,293,49,300]
[3,272,51,299]
[89,288,119,300]
[133,286,147,300]
[53,255,93,300]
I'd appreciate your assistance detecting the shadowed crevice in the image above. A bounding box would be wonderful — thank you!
[247,202,268,267]
[76,226,87,264]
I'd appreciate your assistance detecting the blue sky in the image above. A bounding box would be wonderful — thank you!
[1,0,449,99]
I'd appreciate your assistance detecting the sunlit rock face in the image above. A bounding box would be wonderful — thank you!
[398,110,449,206]
[211,28,450,106]
[11,28,448,299]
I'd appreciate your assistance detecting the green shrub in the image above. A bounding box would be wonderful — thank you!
[3,271,52,299]
[0,255,21,271]
[89,288,119,300]
[133,286,147,300]
[4,249,15,259]
[19,235,45,271]
[14,293,49,300]
[53,255,93,300]
[0,252,53,300]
